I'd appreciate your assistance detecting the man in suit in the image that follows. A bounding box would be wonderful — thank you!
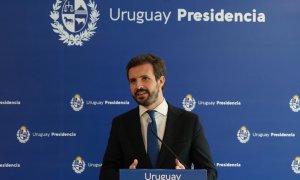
[100,54,217,180]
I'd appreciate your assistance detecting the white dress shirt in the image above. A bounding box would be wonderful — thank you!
[139,99,168,152]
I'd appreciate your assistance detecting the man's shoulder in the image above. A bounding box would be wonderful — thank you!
[113,107,139,122]
[168,103,203,131]
[168,103,198,117]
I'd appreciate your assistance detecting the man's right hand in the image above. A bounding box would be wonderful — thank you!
[129,159,138,169]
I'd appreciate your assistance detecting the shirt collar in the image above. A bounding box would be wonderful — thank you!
[139,98,168,117]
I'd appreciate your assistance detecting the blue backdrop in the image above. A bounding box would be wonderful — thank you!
[1,0,300,179]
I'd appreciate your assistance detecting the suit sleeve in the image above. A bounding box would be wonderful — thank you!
[99,118,122,180]
[191,116,218,180]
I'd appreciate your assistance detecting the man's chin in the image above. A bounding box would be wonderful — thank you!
[137,100,148,106]
[135,98,150,106]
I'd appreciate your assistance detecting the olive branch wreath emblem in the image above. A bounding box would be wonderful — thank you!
[50,0,100,46]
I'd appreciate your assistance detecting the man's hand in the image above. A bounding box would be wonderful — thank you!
[129,159,138,169]
[175,159,185,169]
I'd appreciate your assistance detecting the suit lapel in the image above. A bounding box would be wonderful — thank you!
[156,104,181,168]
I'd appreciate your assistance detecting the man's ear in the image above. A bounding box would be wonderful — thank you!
[159,76,166,88]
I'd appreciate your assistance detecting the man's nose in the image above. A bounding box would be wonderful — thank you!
[136,80,144,90]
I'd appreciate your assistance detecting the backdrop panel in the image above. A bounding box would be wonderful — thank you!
[0,0,299,179]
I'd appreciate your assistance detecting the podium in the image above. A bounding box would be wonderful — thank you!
[120,169,207,180]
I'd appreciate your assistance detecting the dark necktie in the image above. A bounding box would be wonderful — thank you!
[147,110,159,168]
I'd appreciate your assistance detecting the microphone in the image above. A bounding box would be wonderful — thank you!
[148,119,190,169]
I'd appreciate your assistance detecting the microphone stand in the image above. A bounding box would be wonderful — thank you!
[148,120,190,169]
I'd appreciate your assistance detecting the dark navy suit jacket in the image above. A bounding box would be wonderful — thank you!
[99,103,217,180]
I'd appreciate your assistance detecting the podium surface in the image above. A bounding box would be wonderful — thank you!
[120,169,207,180]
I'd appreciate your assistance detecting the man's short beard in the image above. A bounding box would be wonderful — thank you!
[133,88,159,107]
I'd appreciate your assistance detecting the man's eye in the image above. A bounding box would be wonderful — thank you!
[142,77,148,81]
[129,79,136,84]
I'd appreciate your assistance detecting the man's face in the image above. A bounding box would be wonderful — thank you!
[128,63,164,107]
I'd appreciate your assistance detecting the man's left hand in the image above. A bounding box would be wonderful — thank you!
[175,159,185,169]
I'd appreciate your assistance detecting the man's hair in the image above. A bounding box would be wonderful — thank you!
[126,54,167,89]
[126,54,166,80]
